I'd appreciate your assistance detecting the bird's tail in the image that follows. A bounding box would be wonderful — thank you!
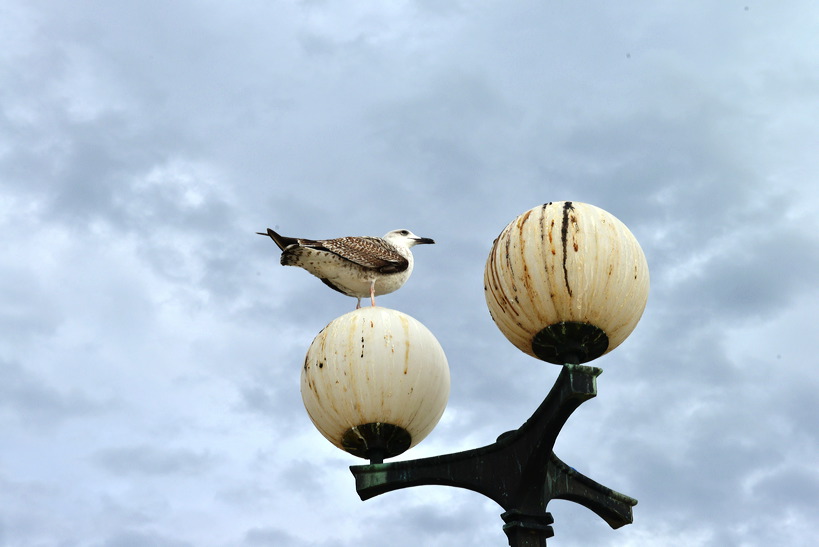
[256,228,298,251]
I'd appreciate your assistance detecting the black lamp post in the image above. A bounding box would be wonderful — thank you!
[300,202,650,545]
[351,359,636,546]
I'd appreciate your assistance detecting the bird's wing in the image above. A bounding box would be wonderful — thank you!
[318,237,409,273]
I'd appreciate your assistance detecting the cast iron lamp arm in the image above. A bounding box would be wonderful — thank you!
[545,452,637,529]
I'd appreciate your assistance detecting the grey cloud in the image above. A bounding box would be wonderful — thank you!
[96,529,194,547]
[94,445,219,477]
[242,527,300,547]
[0,360,109,427]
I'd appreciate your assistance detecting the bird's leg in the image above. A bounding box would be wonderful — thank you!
[369,280,377,307]
[355,297,362,309]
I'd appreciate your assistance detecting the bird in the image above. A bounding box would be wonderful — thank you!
[257,227,435,308]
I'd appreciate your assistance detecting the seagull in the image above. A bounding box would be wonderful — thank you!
[257,227,435,308]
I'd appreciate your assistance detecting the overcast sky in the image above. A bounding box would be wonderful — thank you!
[2,1,818,546]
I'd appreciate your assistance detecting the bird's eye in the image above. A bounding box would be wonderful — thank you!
[400,230,409,235]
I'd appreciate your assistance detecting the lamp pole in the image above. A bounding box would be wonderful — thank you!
[298,202,649,545]
[350,359,637,546]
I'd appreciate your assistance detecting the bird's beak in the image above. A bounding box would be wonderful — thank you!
[414,237,435,245]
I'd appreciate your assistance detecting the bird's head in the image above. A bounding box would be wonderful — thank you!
[384,229,435,248]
